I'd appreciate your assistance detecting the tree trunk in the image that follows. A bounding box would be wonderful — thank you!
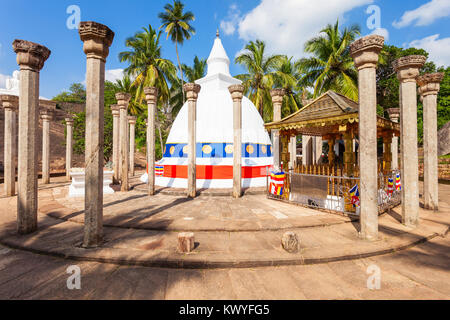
[175,34,185,104]
[259,97,264,121]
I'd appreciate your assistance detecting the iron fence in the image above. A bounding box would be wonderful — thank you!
[266,168,402,216]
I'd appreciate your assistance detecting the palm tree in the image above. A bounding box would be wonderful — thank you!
[182,56,207,82]
[168,55,207,119]
[159,0,196,101]
[273,56,302,118]
[299,20,360,101]
[118,24,177,107]
[235,40,284,122]
[112,75,146,115]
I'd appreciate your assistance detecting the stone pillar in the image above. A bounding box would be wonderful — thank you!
[110,105,120,183]
[386,108,400,170]
[290,136,297,170]
[144,87,158,195]
[393,55,426,227]
[13,40,51,234]
[184,83,201,198]
[79,21,114,247]
[128,116,137,177]
[270,89,285,171]
[40,110,52,185]
[1,95,19,196]
[350,35,384,241]
[116,92,131,192]
[65,116,74,181]
[229,84,244,198]
[417,73,444,211]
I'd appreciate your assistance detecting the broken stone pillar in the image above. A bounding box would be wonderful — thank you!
[40,110,52,185]
[1,95,19,196]
[128,116,137,177]
[178,232,195,253]
[393,55,426,227]
[270,89,285,171]
[350,34,384,241]
[144,87,158,195]
[281,231,299,253]
[417,72,444,211]
[228,84,244,198]
[65,116,74,181]
[79,21,114,247]
[184,83,201,198]
[13,39,51,234]
[386,108,400,170]
[116,92,131,192]
[110,105,120,183]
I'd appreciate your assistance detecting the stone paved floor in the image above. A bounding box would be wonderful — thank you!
[0,175,449,298]
[0,234,448,299]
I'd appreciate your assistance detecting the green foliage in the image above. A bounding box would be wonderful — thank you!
[71,108,114,163]
[377,45,450,144]
[298,20,361,101]
[119,24,177,107]
[182,56,207,82]
[53,83,86,103]
[437,67,450,130]
[235,40,284,122]
[159,0,196,94]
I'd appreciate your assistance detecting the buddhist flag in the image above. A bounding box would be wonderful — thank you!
[350,184,360,207]
[270,172,285,196]
[387,178,394,196]
[155,165,164,176]
[395,173,402,191]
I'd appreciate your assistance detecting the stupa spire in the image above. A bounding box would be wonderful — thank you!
[206,29,231,77]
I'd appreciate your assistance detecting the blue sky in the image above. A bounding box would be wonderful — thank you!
[0,0,449,99]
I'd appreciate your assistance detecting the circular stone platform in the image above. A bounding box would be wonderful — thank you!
[0,176,449,269]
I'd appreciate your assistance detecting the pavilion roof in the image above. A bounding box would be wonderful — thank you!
[265,91,400,137]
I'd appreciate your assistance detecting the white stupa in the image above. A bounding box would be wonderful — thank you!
[0,70,49,100]
[141,32,273,188]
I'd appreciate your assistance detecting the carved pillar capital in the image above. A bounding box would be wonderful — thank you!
[350,35,384,70]
[417,72,444,98]
[183,83,201,100]
[393,55,427,83]
[144,87,159,104]
[78,21,114,61]
[13,39,51,72]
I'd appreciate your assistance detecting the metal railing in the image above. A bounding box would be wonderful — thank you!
[266,167,402,216]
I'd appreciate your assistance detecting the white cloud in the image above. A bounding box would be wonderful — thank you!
[393,0,450,28]
[105,69,124,83]
[220,4,242,36]
[371,27,389,41]
[236,0,374,58]
[408,34,450,67]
